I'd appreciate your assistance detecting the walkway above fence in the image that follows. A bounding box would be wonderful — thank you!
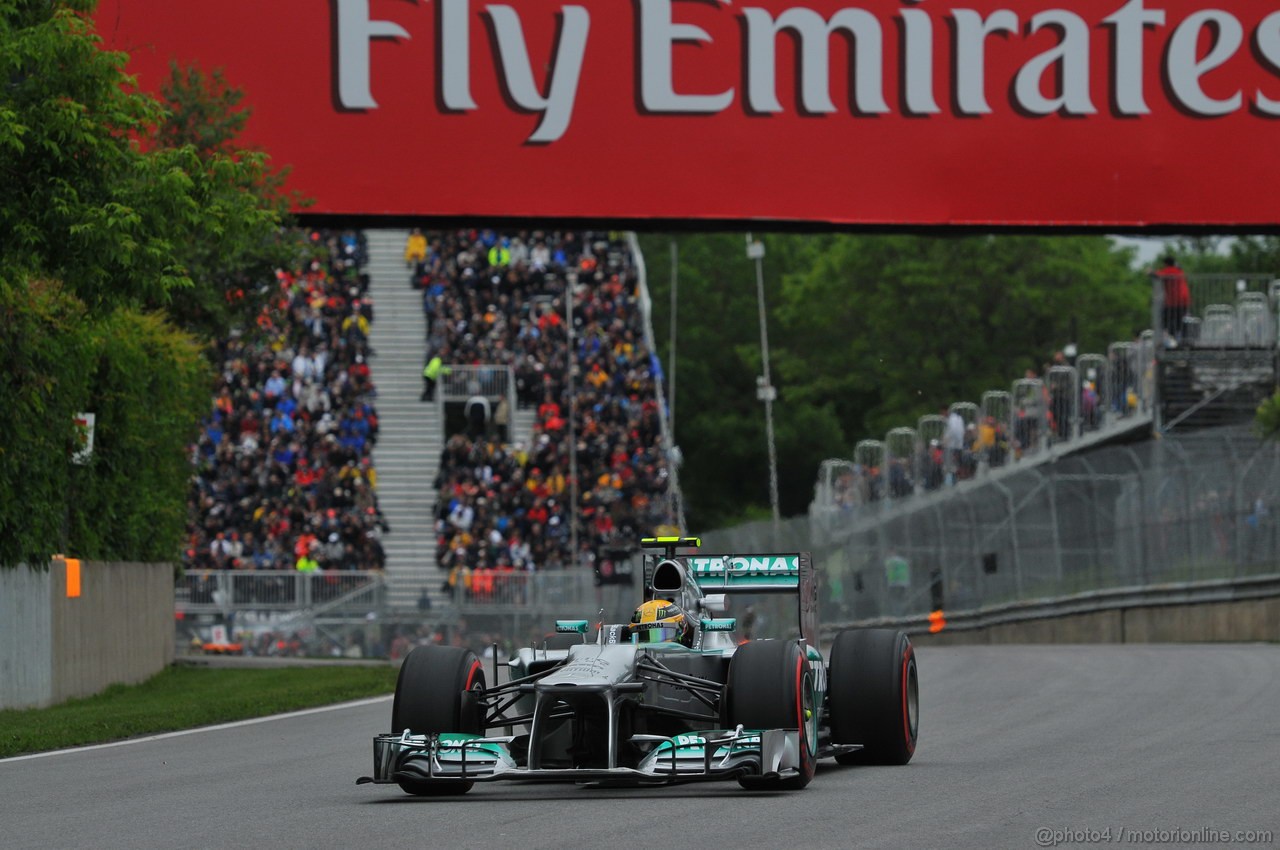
[812,334,1160,539]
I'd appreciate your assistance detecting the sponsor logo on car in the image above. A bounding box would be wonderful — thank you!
[688,556,800,582]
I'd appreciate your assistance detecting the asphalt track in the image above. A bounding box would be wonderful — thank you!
[2,645,1277,850]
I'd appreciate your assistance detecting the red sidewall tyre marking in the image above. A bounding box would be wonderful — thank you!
[464,660,482,692]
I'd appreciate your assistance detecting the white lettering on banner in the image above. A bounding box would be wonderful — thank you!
[1167,10,1244,116]
[329,1,1280,141]
[333,0,411,110]
[900,3,940,115]
[1257,13,1280,116]
[440,0,477,111]
[1102,0,1165,116]
[486,5,590,143]
[952,9,1019,115]
[743,7,888,115]
[638,0,734,113]
[1014,9,1096,115]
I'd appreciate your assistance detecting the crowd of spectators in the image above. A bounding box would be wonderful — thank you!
[413,229,673,589]
[184,230,389,574]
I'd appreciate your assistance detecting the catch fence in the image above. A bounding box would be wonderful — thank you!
[719,425,1279,622]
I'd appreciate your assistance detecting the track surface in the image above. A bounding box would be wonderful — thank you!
[2,645,1277,850]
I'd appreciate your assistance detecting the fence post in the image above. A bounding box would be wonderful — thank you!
[993,480,1023,600]
[1046,466,1064,583]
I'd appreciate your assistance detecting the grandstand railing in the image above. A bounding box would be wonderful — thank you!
[438,364,517,419]
[1165,273,1278,348]
[176,570,385,616]
[448,571,604,614]
[629,231,686,532]
[811,331,1159,534]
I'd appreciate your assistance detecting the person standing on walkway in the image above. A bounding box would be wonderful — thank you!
[422,353,449,402]
[1156,255,1191,342]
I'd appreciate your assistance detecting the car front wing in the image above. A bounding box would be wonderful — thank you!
[356,726,804,787]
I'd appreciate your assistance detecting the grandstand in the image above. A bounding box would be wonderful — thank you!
[177,225,683,646]
[185,231,386,576]
[365,228,677,613]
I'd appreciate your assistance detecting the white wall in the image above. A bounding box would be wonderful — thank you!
[0,566,53,709]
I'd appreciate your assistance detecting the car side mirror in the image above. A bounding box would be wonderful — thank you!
[699,594,727,614]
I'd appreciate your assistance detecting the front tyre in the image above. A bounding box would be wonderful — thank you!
[723,640,817,790]
[827,629,918,765]
[391,645,486,795]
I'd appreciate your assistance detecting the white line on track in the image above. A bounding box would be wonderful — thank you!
[0,694,393,764]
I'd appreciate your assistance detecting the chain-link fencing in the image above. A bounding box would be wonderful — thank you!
[716,425,1279,625]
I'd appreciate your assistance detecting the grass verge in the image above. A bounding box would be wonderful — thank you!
[0,664,399,759]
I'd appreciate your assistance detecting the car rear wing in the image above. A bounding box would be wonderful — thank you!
[640,539,819,645]
[640,538,811,593]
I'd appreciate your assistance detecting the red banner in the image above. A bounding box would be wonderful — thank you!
[95,1,1280,226]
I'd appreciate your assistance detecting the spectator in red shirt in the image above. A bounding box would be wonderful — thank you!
[1156,255,1191,341]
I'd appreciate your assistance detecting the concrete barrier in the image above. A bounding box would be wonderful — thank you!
[0,560,174,709]
[909,598,1280,646]
[0,566,53,710]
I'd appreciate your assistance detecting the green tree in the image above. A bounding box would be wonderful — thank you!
[643,233,1147,529]
[157,60,250,157]
[1,2,289,335]
[1174,236,1280,276]
[0,278,95,565]
[774,235,1146,437]
[154,60,303,339]
[1257,392,1280,441]
[0,1,287,565]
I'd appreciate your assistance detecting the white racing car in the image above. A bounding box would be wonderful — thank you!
[358,537,918,794]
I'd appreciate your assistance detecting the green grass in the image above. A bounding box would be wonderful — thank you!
[0,664,399,759]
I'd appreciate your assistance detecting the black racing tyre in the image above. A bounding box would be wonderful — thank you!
[723,640,817,791]
[391,645,486,795]
[827,629,918,766]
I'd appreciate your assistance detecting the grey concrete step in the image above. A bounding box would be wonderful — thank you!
[366,227,451,612]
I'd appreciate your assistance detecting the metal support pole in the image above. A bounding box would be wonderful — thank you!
[567,271,579,567]
[747,234,781,543]
[1150,271,1164,432]
[1046,466,1065,583]
[669,240,678,443]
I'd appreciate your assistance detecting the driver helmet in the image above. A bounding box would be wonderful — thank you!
[630,599,694,647]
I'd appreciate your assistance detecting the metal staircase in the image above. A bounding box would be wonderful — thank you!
[511,403,537,448]
[364,229,448,611]
[1158,348,1277,432]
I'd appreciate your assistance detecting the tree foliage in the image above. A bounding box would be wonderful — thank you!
[0,278,95,565]
[641,233,1147,529]
[1,2,290,334]
[155,61,303,339]
[157,60,249,157]
[68,309,210,561]
[1258,392,1280,442]
[0,1,288,565]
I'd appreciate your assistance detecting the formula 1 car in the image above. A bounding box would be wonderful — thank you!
[358,538,918,794]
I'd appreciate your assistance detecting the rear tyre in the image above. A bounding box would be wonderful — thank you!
[391,645,486,795]
[827,629,917,766]
[723,640,816,791]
